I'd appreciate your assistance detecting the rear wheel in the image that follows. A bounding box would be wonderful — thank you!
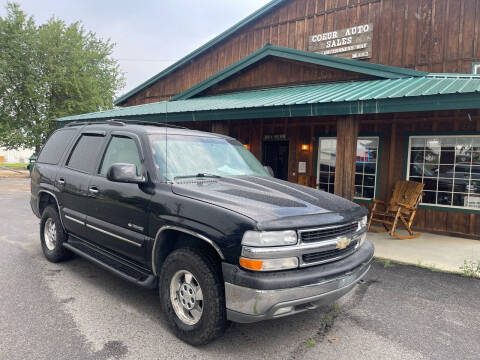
[40,205,72,262]
[159,248,228,345]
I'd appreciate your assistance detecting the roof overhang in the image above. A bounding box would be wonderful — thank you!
[57,75,480,124]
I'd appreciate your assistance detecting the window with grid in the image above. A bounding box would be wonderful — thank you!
[316,137,379,200]
[407,135,480,209]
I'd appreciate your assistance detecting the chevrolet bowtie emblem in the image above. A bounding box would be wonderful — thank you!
[336,237,351,250]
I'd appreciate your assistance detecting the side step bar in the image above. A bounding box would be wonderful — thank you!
[63,240,157,289]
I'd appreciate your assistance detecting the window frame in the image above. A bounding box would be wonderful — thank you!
[315,134,381,201]
[37,128,77,165]
[471,62,480,74]
[405,133,480,212]
[65,131,106,174]
[96,131,145,178]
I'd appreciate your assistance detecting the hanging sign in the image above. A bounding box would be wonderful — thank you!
[308,23,373,60]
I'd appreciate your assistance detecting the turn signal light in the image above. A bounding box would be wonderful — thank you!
[239,256,299,271]
[239,257,263,271]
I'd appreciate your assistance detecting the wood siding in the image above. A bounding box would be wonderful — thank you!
[203,57,376,96]
[122,0,480,106]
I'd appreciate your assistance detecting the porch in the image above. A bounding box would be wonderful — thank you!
[368,230,480,274]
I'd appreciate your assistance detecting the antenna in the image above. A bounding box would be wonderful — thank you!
[165,99,168,181]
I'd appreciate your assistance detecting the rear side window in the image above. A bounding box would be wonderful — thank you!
[99,136,143,176]
[67,134,105,173]
[37,129,76,164]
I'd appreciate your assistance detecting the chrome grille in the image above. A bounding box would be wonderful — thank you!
[302,239,358,264]
[299,222,358,243]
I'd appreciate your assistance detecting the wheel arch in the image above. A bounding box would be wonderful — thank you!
[38,190,59,215]
[38,190,65,230]
[152,226,225,276]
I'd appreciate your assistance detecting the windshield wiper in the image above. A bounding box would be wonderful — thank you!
[174,173,221,180]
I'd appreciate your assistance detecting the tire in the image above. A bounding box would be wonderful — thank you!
[40,205,72,263]
[159,248,228,345]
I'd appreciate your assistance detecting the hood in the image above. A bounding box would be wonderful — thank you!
[171,175,365,230]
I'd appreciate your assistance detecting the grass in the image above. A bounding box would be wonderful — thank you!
[304,339,316,347]
[0,163,28,169]
[375,258,394,268]
[374,256,461,275]
[332,304,341,313]
[460,260,480,278]
[298,304,342,351]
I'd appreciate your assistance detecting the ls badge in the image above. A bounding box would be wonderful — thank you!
[336,237,351,250]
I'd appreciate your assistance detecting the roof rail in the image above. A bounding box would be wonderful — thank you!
[64,121,90,127]
[63,119,187,129]
[121,120,187,129]
[105,119,126,126]
[64,120,125,127]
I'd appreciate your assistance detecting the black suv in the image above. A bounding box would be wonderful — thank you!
[30,121,374,345]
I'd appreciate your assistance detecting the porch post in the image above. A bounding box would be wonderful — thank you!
[334,116,359,200]
[211,120,230,135]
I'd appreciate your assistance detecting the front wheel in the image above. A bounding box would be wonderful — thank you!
[159,248,228,345]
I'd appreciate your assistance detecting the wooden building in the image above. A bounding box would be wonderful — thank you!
[59,0,480,239]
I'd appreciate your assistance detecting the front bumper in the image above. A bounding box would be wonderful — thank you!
[223,241,374,323]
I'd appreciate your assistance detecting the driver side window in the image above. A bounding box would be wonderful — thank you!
[100,136,143,176]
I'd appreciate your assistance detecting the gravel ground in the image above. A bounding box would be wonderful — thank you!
[1,177,479,360]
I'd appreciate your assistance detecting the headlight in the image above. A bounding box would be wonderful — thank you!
[357,215,367,231]
[358,232,367,247]
[241,230,297,247]
[239,256,299,271]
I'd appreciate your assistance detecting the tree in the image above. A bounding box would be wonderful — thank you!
[0,2,125,151]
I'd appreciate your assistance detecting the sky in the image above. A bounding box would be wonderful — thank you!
[1,0,271,97]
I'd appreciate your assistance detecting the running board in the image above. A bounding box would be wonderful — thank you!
[63,239,157,289]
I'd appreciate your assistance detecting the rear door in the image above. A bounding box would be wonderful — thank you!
[56,131,106,238]
[86,131,152,263]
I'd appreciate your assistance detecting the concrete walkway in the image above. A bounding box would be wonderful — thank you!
[367,229,480,274]
[0,169,29,178]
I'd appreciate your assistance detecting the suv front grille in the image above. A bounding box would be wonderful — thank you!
[299,222,358,243]
[302,239,358,264]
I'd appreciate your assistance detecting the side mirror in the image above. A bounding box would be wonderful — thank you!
[264,165,274,177]
[107,163,145,184]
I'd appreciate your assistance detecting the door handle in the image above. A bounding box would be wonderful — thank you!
[89,186,99,194]
[58,178,65,184]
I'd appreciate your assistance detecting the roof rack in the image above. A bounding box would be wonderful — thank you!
[64,120,123,127]
[121,120,187,129]
[64,119,187,129]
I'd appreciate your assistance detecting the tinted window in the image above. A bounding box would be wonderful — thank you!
[99,136,143,176]
[67,134,105,173]
[37,129,76,164]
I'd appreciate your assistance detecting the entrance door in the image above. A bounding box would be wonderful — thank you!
[263,140,289,180]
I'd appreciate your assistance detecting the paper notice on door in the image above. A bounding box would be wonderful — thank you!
[298,161,307,174]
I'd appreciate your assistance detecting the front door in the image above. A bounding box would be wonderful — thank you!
[263,140,289,180]
[86,132,152,264]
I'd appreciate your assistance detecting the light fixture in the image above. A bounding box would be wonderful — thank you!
[244,144,250,150]
[301,144,310,151]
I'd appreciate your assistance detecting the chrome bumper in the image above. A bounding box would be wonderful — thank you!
[225,255,372,323]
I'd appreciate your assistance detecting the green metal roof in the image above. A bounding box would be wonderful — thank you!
[57,74,480,123]
[114,0,287,106]
[173,44,427,101]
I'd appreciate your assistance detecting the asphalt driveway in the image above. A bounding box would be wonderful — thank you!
[1,178,479,360]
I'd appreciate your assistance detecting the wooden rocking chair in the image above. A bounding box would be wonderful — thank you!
[367,180,424,240]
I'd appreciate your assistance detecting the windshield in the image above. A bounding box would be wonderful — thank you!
[149,134,269,181]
